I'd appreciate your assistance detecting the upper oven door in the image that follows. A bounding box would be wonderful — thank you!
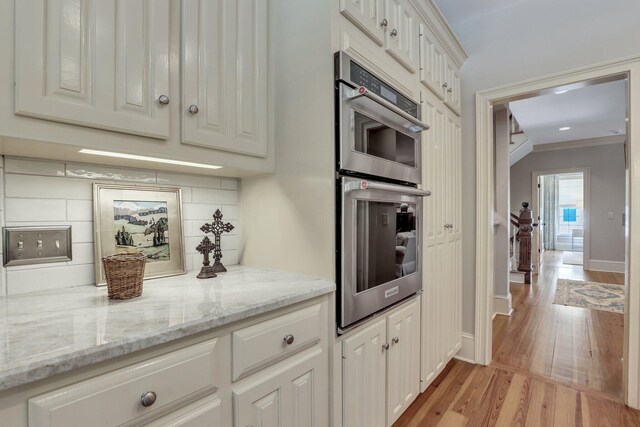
[338,83,426,184]
[339,177,430,328]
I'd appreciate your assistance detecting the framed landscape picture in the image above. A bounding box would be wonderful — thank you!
[93,183,186,286]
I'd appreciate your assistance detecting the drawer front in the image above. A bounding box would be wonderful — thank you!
[232,303,322,381]
[29,339,219,427]
[144,394,223,427]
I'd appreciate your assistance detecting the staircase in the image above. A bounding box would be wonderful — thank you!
[509,202,537,284]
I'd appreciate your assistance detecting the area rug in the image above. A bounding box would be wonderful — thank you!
[554,279,624,313]
[562,251,583,266]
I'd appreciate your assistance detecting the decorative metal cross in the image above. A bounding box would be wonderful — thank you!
[195,236,217,279]
[200,209,235,273]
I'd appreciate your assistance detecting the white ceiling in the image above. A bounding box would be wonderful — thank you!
[434,0,530,27]
[508,80,627,146]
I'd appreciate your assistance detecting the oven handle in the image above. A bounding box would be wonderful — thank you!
[345,86,430,132]
[345,179,431,197]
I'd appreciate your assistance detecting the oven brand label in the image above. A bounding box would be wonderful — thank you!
[385,286,399,298]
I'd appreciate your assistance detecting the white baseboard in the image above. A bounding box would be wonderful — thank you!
[509,271,526,283]
[589,259,625,273]
[494,294,513,317]
[454,333,476,363]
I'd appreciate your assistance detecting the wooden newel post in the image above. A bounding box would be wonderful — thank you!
[517,202,534,284]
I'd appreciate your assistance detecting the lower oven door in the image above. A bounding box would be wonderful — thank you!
[339,177,430,329]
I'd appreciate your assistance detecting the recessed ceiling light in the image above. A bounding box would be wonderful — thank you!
[554,90,568,94]
[559,126,571,131]
[78,149,223,170]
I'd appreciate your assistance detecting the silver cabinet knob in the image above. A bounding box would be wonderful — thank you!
[390,28,398,37]
[392,337,399,344]
[382,343,390,350]
[158,95,170,105]
[442,82,448,88]
[188,104,199,114]
[448,88,453,93]
[140,391,157,407]
[380,18,388,27]
[283,334,294,345]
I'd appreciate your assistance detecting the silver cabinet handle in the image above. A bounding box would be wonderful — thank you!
[442,83,448,88]
[188,104,199,114]
[448,88,453,93]
[283,334,295,345]
[158,95,170,105]
[381,18,388,27]
[392,337,399,344]
[390,28,398,37]
[345,179,431,197]
[140,391,157,407]
[382,343,390,350]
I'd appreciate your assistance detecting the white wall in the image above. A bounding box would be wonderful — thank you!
[0,157,240,296]
[510,143,626,263]
[240,0,334,279]
[452,0,640,333]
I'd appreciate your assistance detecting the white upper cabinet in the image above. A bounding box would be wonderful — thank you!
[339,0,385,46]
[383,0,420,73]
[444,58,462,115]
[15,0,170,139]
[419,24,446,100]
[182,0,268,158]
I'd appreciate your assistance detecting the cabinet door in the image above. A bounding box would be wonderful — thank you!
[182,0,268,157]
[233,349,324,427]
[15,0,170,138]
[419,24,446,100]
[446,111,463,354]
[342,318,387,427]
[386,298,421,426]
[384,0,419,73]
[340,0,385,45]
[420,91,449,390]
[444,58,462,115]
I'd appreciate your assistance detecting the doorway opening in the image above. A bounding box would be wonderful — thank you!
[487,74,629,401]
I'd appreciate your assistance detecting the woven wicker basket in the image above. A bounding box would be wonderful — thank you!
[102,253,147,300]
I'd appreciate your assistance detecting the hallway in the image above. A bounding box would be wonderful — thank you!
[493,250,624,399]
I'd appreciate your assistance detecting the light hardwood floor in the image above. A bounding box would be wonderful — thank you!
[394,251,638,426]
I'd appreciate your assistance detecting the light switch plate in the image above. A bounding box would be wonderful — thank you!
[3,226,72,266]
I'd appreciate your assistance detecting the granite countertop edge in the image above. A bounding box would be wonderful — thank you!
[0,268,335,393]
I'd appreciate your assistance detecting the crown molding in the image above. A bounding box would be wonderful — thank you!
[411,0,468,69]
[532,134,627,153]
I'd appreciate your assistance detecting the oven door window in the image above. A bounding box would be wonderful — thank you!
[355,200,417,293]
[353,111,416,167]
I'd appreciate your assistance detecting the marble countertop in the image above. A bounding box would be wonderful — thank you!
[0,266,335,392]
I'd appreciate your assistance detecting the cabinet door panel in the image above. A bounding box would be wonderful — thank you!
[182,0,268,157]
[16,0,170,138]
[444,58,462,115]
[419,24,445,99]
[233,349,323,427]
[342,318,386,427]
[386,298,420,426]
[340,0,385,45]
[384,0,419,73]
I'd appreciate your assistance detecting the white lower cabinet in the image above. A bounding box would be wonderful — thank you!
[15,297,329,427]
[233,349,324,427]
[342,297,420,427]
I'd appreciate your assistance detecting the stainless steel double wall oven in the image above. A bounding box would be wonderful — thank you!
[335,52,431,331]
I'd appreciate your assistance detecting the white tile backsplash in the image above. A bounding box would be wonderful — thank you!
[1,157,241,295]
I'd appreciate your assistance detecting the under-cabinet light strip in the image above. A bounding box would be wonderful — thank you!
[78,149,222,170]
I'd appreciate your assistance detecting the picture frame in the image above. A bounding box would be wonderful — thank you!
[93,183,186,286]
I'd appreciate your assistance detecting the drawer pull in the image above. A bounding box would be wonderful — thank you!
[283,334,295,345]
[140,391,157,408]
[392,337,399,344]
